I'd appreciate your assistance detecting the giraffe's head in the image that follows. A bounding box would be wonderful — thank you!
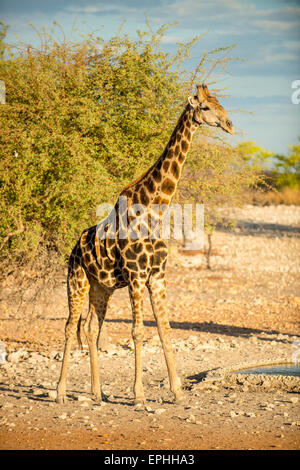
[188,84,234,134]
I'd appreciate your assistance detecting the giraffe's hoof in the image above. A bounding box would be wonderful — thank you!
[93,396,103,405]
[91,391,109,404]
[134,397,146,406]
[174,394,185,405]
[56,395,67,404]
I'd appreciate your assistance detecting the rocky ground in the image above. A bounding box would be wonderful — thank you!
[0,205,299,451]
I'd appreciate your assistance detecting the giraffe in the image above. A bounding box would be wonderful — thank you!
[56,84,234,405]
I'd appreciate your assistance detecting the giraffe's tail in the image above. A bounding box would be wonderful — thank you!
[76,314,84,350]
[67,236,90,351]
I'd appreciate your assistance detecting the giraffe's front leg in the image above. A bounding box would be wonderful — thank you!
[147,275,185,404]
[129,280,146,405]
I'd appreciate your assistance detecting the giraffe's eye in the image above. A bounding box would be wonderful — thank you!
[201,106,210,111]
[226,120,232,127]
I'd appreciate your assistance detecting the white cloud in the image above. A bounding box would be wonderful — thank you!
[250,6,300,17]
[281,6,300,15]
[160,35,183,44]
[283,41,300,51]
[217,0,254,12]
[65,3,139,17]
[254,19,300,31]
[264,52,297,63]
[67,6,103,14]
[168,0,253,16]
[254,41,300,65]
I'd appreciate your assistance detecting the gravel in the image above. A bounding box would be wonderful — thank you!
[0,205,299,450]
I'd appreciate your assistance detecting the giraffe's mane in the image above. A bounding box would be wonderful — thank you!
[120,106,189,194]
[121,166,153,193]
[207,95,223,110]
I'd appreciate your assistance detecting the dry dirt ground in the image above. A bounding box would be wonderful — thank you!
[0,205,299,452]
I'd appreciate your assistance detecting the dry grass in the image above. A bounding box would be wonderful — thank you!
[249,187,300,206]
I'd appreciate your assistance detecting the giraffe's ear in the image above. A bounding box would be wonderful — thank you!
[188,95,198,108]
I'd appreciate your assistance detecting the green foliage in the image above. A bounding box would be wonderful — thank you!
[235,141,273,170]
[273,138,300,189]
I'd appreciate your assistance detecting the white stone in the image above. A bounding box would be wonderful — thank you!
[48,390,57,400]
[77,395,91,402]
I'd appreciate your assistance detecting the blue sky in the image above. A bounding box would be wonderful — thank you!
[1,0,300,155]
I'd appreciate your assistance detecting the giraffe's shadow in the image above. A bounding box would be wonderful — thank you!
[216,218,300,238]
[0,383,55,402]
[0,382,172,408]
[106,318,298,343]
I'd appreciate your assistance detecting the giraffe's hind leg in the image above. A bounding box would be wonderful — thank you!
[56,264,89,404]
[83,282,111,403]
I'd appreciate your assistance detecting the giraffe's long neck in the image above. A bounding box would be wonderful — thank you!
[122,104,197,208]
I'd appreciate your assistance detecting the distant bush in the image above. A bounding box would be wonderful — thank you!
[234,138,300,205]
[273,139,300,190]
